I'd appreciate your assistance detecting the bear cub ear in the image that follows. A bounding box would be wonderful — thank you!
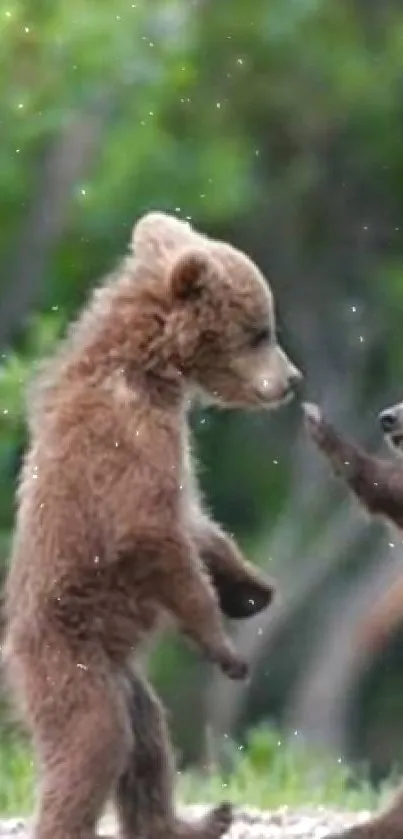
[131,211,192,251]
[169,248,213,302]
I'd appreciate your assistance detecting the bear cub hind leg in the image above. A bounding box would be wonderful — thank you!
[115,669,233,839]
[11,644,131,839]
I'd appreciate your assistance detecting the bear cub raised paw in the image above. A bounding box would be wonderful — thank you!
[303,400,403,528]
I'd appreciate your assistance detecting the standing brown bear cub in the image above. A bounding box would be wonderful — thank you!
[3,212,302,839]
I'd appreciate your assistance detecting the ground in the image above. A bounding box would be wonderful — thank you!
[0,806,371,839]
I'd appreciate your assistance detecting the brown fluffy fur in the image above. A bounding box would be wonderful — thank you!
[303,401,403,839]
[3,212,302,839]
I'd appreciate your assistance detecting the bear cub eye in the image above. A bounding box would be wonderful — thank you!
[249,326,271,349]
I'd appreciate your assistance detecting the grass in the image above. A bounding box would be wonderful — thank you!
[0,726,395,818]
[0,736,35,817]
[179,727,392,813]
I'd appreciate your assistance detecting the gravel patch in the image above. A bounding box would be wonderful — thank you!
[0,806,371,839]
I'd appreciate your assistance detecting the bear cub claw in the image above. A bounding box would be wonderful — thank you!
[204,802,233,838]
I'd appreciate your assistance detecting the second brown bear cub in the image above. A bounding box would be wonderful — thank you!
[303,399,403,839]
[3,212,302,839]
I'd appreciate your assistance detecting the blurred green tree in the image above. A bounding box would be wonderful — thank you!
[3,0,403,773]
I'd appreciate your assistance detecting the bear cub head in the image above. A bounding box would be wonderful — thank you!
[130,212,303,410]
[379,400,403,455]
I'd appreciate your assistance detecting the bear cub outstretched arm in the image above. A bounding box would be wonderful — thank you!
[303,402,403,529]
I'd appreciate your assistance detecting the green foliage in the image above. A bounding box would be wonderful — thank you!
[0,726,391,816]
[4,0,403,779]
[0,314,64,564]
[180,726,388,812]
[0,736,34,816]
